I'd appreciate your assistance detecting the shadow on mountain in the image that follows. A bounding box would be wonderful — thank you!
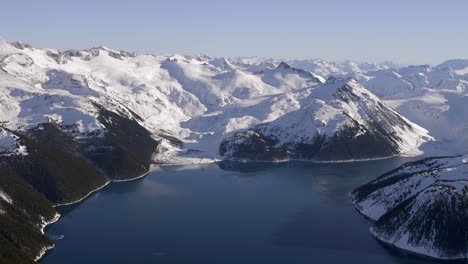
[43,69,100,97]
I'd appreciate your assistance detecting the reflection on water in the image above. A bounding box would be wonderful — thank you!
[43,157,434,264]
[137,180,180,197]
[272,204,374,252]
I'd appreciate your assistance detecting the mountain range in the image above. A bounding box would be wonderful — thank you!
[0,40,467,262]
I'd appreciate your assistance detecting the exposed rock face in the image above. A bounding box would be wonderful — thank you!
[352,156,468,260]
[220,78,431,162]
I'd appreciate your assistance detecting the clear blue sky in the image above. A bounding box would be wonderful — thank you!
[1,0,467,64]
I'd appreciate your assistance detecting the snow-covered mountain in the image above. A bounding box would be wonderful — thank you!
[351,64,468,155]
[230,57,401,77]
[0,40,467,263]
[220,77,431,161]
[0,40,427,164]
[436,59,468,76]
[346,62,468,260]
[353,155,468,260]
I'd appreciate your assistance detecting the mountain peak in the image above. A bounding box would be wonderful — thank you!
[96,45,111,51]
[9,41,32,50]
[210,57,235,70]
[276,61,292,70]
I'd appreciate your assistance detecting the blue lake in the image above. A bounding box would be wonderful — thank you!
[42,158,437,264]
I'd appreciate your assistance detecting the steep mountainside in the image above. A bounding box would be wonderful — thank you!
[1,40,424,165]
[0,169,58,264]
[352,64,468,155]
[0,105,159,263]
[220,77,431,161]
[353,156,468,260]
[0,41,341,164]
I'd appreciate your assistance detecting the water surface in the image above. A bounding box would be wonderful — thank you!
[42,158,437,264]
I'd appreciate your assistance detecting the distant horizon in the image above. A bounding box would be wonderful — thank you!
[3,36,466,67]
[1,0,467,65]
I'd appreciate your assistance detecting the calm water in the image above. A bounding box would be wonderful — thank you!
[42,158,437,264]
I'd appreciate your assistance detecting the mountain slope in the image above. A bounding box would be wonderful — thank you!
[0,168,59,263]
[353,156,468,260]
[0,41,340,163]
[352,63,468,155]
[220,77,432,161]
[436,59,468,76]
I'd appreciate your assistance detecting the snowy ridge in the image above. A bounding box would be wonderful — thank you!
[353,156,468,260]
[0,40,341,162]
[220,77,432,161]
[354,156,465,220]
[436,59,468,76]
[231,57,401,77]
[351,63,468,155]
[0,40,465,164]
[257,77,429,150]
[368,182,468,260]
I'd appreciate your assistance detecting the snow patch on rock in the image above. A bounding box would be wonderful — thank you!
[0,189,13,204]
